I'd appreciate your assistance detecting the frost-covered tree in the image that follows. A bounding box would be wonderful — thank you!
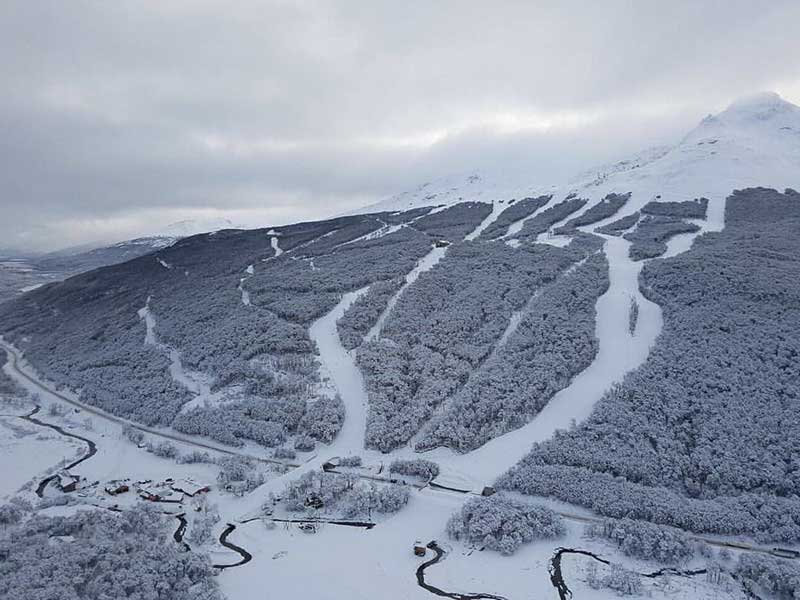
[735,554,800,599]
[555,193,630,233]
[417,253,609,451]
[586,518,695,564]
[388,458,440,481]
[641,197,708,219]
[0,506,222,600]
[360,239,598,451]
[624,215,700,260]
[446,494,565,555]
[516,197,588,240]
[596,211,640,236]
[477,196,551,240]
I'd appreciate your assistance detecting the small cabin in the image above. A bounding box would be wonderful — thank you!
[481,486,496,497]
[105,484,129,496]
[57,471,80,493]
[434,240,450,248]
[413,541,426,557]
[172,479,211,497]
[139,490,161,502]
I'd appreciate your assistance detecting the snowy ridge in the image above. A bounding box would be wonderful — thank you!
[362,93,800,243]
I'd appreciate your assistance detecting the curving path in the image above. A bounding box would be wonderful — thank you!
[19,405,98,497]
[548,547,707,600]
[416,542,510,600]
[213,524,253,570]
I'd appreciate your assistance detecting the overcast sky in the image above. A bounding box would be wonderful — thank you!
[2,1,800,251]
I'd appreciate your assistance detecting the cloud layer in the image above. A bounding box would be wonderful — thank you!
[2,1,800,250]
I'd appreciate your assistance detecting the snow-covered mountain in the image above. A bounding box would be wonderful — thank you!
[369,92,800,233]
[2,92,800,600]
[154,217,244,239]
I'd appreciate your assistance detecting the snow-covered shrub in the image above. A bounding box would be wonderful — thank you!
[586,518,695,564]
[0,354,27,401]
[298,395,345,443]
[188,504,220,546]
[338,456,363,467]
[446,494,565,555]
[389,458,440,481]
[293,434,315,452]
[122,424,145,445]
[274,446,297,460]
[150,440,179,459]
[47,403,67,417]
[36,494,76,509]
[340,484,410,518]
[735,554,800,599]
[177,450,213,464]
[0,503,23,526]
[628,297,639,334]
[283,471,408,518]
[216,456,264,493]
[588,564,642,596]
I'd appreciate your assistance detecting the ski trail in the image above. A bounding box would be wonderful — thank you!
[367,202,506,341]
[137,299,222,411]
[464,201,506,241]
[663,217,706,258]
[502,196,556,239]
[438,235,662,484]
[271,236,283,257]
[238,264,254,306]
[308,287,371,455]
[490,256,590,360]
[364,245,448,342]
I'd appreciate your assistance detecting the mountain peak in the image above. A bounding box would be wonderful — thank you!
[712,91,799,126]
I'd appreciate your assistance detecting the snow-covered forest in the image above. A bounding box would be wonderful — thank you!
[499,188,800,541]
[416,252,609,451]
[358,236,602,452]
[476,195,550,240]
[0,505,222,600]
[0,204,489,450]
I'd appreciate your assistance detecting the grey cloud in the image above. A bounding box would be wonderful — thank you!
[1,1,799,250]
